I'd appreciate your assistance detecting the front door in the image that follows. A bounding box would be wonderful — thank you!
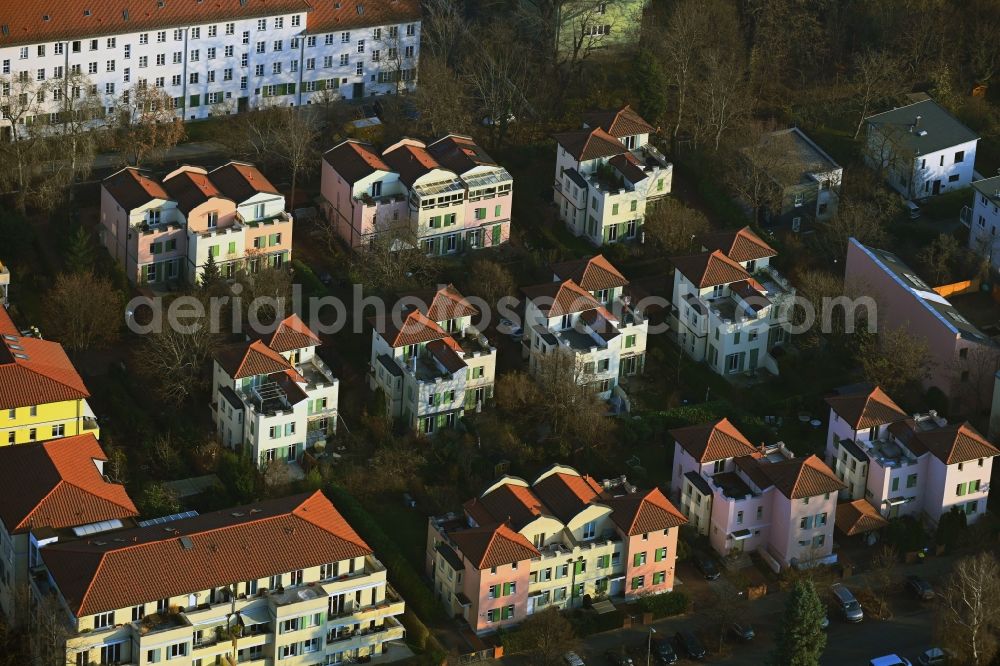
[526,595,535,616]
[237,96,248,112]
[932,179,942,195]
[352,82,364,99]
[749,348,759,371]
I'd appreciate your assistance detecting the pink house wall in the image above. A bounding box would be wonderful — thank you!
[464,560,530,633]
[769,492,837,566]
[623,527,679,597]
[708,492,770,557]
[463,192,512,230]
[245,218,294,257]
[135,227,188,265]
[187,198,237,233]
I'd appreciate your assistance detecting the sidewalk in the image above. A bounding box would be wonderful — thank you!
[90,140,228,172]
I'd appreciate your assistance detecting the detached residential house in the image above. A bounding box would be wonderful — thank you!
[845,239,1000,412]
[670,419,844,570]
[825,385,999,528]
[964,175,1000,270]
[754,127,842,227]
[369,285,496,435]
[522,0,647,56]
[100,162,292,286]
[0,306,99,446]
[212,314,339,469]
[553,106,672,246]
[522,255,647,404]
[320,135,512,254]
[669,227,794,377]
[864,97,979,200]
[0,434,137,624]
[31,491,406,666]
[426,464,686,634]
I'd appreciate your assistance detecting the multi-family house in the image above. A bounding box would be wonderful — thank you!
[320,135,513,254]
[368,285,496,435]
[522,258,647,403]
[753,127,842,228]
[0,434,137,624]
[100,161,292,286]
[864,97,979,200]
[844,239,1000,413]
[522,0,647,56]
[669,227,794,377]
[553,105,672,246]
[0,305,99,446]
[0,1,421,136]
[426,464,686,634]
[212,314,339,468]
[31,491,406,666]
[825,385,1000,527]
[964,175,1000,269]
[670,418,844,570]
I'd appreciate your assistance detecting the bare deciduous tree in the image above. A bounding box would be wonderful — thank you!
[856,325,933,397]
[42,272,124,352]
[415,55,473,137]
[110,84,185,167]
[726,125,802,224]
[135,301,221,405]
[466,23,531,147]
[346,220,439,293]
[642,198,709,255]
[851,49,906,139]
[938,552,1000,665]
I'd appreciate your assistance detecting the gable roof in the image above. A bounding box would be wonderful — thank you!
[669,418,757,463]
[835,499,889,536]
[372,308,449,348]
[162,167,228,215]
[427,135,497,175]
[41,491,370,617]
[582,105,655,138]
[264,314,321,354]
[670,250,752,289]
[464,481,545,532]
[304,0,420,35]
[323,140,392,184]
[914,422,1000,465]
[0,434,137,534]
[449,523,539,570]
[382,140,442,187]
[550,255,629,293]
[606,487,687,536]
[553,127,626,162]
[404,284,479,323]
[825,386,907,430]
[215,340,291,380]
[522,279,603,318]
[102,168,171,211]
[0,332,90,410]
[209,162,279,204]
[532,472,603,524]
[698,227,777,264]
[759,455,845,500]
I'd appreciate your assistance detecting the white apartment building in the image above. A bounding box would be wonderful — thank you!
[825,385,999,527]
[670,227,794,377]
[212,314,339,469]
[522,256,647,406]
[553,105,672,246]
[865,97,979,201]
[964,175,1000,269]
[368,285,497,435]
[0,0,421,134]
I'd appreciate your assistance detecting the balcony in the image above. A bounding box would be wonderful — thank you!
[239,210,292,228]
[135,611,190,637]
[326,615,405,648]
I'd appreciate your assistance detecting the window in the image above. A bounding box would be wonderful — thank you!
[173,51,182,64]
[957,482,967,496]
[292,14,301,27]
[891,477,899,492]
[906,474,917,488]
[799,516,813,530]
[257,18,267,30]
[157,31,167,43]
[93,611,114,628]
[633,551,646,566]
[955,150,965,163]
[189,72,198,84]
[157,53,166,66]
[51,424,65,438]
[816,512,828,527]
[131,605,145,621]
[654,547,667,562]
[207,47,216,59]
[166,642,187,659]
[582,521,596,540]
[207,212,218,228]
[273,40,283,52]
[105,82,115,95]
[631,575,645,590]
[356,62,363,75]
[225,45,234,57]
[340,53,349,66]
[273,62,282,74]
[306,57,316,70]
[256,41,265,54]
[966,500,978,515]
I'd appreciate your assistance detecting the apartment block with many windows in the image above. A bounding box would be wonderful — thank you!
[101,161,292,286]
[369,285,496,435]
[964,175,1000,270]
[553,105,672,246]
[321,135,512,254]
[426,465,686,634]
[31,491,406,666]
[212,314,339,469]
[0,0,420,135]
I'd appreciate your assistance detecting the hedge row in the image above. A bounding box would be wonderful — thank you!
[637,590,690,619]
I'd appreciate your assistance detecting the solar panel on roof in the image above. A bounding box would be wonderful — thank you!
[136,510,198,527]
[72,519,124,537]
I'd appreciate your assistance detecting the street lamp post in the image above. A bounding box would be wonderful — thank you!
[647,627,656,666]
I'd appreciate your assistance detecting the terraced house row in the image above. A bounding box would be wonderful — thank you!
[0,0,421,136]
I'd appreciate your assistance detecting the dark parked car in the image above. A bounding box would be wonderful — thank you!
[730,622,755,642]
[693,555,721,580]
[906,575,935,601]
[674,631,707,660]
[604,650,634,666]
[651,636,678,665]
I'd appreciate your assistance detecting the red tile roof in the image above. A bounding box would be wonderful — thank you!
[532,472,603,523]
[0,0,312,48]
[304,0,420,35]
[607,487,687,536]
[464,482,544,532]
[835,499,888,536]
[759,455,844,500]
[522,279,602,318]
[426,338,467,374]
[323,140,392,184]
[698,227,777,264]
[550,255,629,293]
[825,387,907,430]
[383,139,442,187]
[371,308,449,348]
[670,250,752,289]
[163,167,229,215]
[427,135,497,175]
[209,162,279,204]
[102,167,171,211]
[582,105,656,138]
[0,332,90,410]
[914,422,1000,465]
[553,127,626,162]
[215,340,292,380]
[0,307,17,336]
[449,523,539,570]
[0,434,137,534]
[264,314,321,353]
[403,284,479,323]
[41,491,371,617]
[669,418,757,463]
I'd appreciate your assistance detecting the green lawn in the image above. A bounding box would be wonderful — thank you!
[363,494,431,572]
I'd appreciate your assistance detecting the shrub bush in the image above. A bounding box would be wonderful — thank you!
[637,590,690,618]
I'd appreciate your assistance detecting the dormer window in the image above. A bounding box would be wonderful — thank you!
[253,203,265,219]
[371,181,382,197]
[561,314,572,330]
[207,211,218,228]
[146,209,161,225]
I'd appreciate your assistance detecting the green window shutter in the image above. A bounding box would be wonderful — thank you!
[228,241,236,254]
[495,204,501,217]
[287,83,295,94]
[612,203,619,215]
[574,561,584,575]
[492,224,501,245]
[190,94,200,107]
[210,245,219,257]
[502,582,512,596]
[654,548,663,562]
[633,553,641,567]
[151,242,161,254]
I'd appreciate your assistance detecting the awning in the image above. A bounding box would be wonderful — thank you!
[455,593,472,607]
[730,529,753,541]
[238,605,272,626]
[591,599,616,615]
[886,497,909,506]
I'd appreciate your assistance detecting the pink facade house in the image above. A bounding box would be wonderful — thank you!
[426,464,685,634]
[100,162,292,286]
[671,419,844,571]
[845,239,1000,413]
[825,385,999,529]
[320,135,512,255]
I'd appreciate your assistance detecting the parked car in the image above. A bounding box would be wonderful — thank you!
[870,655,912,666]
[906,575,935,601]
[563,652,585,666]
[650,636,678,665]
[729,622,755,642]
[917,648,953,665]
[604,650,633,666]
[831,583,864,622]
[674,631,706,660]
[693,554,721,580]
